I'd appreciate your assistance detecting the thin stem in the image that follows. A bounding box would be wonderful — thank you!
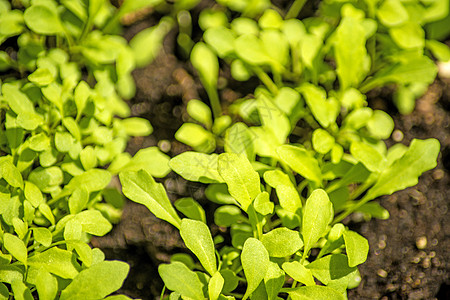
[286,0,308,19]
[252,67,279,95]
[205,85,222,119]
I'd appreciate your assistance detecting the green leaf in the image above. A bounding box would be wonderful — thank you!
[389,22,425,49]
[68,187,89,214]
[264,262,285,300]
[27,267,58,300]
[55,132,74,153]
[366,110,394,139]
[130,18,173,67]
[253,192,274,215]
[62,117,81,141]
[175,198,206,223]
[257,94,290,144]
[187,99,213,129]
[80,146,97,170]
[343,230,369,267]
[170,152,223,183]
[209,271,224,300]
[119,147,171,178]
[0,265,23,284]
[0,283,7,300]
[2,83,35,115]
[74,210,112,236]
[241,238,270,299]
[302,189,333,255]
[120,117,153,136]
[29,133,51,152]
[119,170,181,229]
[214,205,245,227]
[0,10,23,37]
[28,247,78,279]
[3,233,27,264]
[204,27,236,58]
[224,122,256,160]
[305,254,357,289]
[60,261,129,300]
[426,40,450,62]
[367,56,437,90]
[277,145,322,184]
[282,261,315,286]
[65,169,111,193]
[312,129,335,154]
[17,112,44,130]
[180,219,217,275]
[364,139,440,201]
[218,153,261,211]
[39,203,55,225]
[24,5,63,34]
[234,34,272,66]
[28,68,54,86]
[32,228,52,247]
[261,228,303,258]
[74,81,90,117]
[298,83,338,128]
[159,262,205,300]
[289,286,345,300]
[175,123,216,153]
[191,42,218,90]
[376,0,408,27]
[350,141,386,173]
[11,279,33,300]
[334,15,370,90]
[0,160,23,188]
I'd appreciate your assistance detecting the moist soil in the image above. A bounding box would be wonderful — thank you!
[92,10,450,300]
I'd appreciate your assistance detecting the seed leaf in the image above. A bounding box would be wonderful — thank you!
[180,219,217,275]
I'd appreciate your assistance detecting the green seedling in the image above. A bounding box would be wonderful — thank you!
[0,0,170,298]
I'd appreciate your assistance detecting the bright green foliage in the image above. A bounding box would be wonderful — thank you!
[155,1,443,297]
[0,1,166,298]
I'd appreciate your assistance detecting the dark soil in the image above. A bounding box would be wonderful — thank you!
[92,8,450,300]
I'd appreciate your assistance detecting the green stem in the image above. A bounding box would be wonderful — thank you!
[205,85,222,119]
[333,194,371,224]
[286,0,307,19]
[253,67,278,95]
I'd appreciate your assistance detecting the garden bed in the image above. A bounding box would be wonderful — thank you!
[92,21,450,299]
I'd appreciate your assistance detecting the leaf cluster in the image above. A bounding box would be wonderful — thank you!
[0,0,170,298]
[118,0,445,299]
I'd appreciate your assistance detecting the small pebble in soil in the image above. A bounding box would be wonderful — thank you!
[158,140,171,152]
[392,129,404,142]
[416,236,427,249]
[377,269,388,278]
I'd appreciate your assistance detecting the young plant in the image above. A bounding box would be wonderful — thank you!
[0,0,170,298]
[140,0,444,299]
